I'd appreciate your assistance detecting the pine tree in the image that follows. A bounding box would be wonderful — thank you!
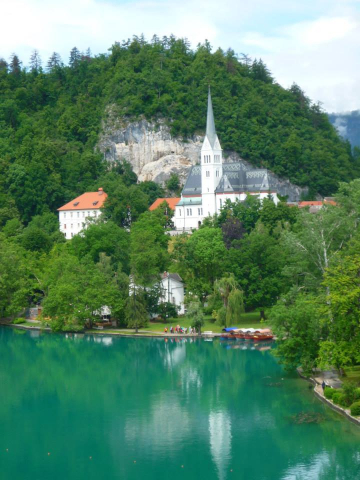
[47,52,62,71]
[29,50,42,72]
[9,53,21,76]
[69,47,81,68]
[0,58,7,73]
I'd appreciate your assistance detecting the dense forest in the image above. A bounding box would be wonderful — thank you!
[0,36,359,228]
[1,36,360,376]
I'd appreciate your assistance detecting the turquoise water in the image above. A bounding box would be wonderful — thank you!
[1,328,360,480]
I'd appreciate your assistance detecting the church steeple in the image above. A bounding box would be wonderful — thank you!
[206,86,217,148]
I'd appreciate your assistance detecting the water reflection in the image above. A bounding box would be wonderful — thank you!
[1,328,360,480]
[209,411,232,480]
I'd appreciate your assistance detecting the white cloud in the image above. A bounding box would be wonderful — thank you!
[0,0,359,111]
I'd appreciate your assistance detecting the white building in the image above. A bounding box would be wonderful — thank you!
[174,89,279,231]
[57,188,108,239]
[159,272,185,315]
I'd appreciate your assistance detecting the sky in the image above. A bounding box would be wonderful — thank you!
[1,0,360,113]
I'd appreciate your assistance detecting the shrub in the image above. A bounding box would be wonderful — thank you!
[350,401,360,416]
[324,387,335,400]
[354,388,360,401]
[12,318,25,324]
[343,382,359,406]
[332,392,347,407]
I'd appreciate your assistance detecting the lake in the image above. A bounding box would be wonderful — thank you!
[1,327,360,480]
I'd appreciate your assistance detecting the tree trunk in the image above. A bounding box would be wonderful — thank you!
[260,310,266,321]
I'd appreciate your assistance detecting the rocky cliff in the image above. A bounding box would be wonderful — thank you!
[98,110,309,201]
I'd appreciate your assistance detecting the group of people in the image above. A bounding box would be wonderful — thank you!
[164,325,196,334]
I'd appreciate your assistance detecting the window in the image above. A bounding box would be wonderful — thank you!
[64,224,66,229]
[206,171,210,177]
[71,233,74,238]
[87,211,90,216]
[216,170,219,177]
[198,208,201,215]
[201,208,203,215]
[77,212,80,218]
[64,212,66,218]
[179,209,182,216]
[220,199,222,208]
[190,208,192,215]
[187,208,192,216]
[70,212,73,218]
[78,223,80,227]
[82,223,85,227]
[71,224,73,228]
[83,212,85,217]
[94,211,97,217]
[73,202,79,207]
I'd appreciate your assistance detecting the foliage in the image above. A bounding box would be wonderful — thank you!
[130,210,169,286]
[165,173,180,194]
[125,290,148,332]
[332,392,347,407]
[324,387,335,400]
[270,290,324,372]
[350,401,360,416]
[186,300,204,334]
[12,318,25,324]
[156,302,179,320]
[173,227,227,300]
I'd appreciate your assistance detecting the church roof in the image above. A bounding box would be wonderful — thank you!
[206,87,217,148]
[181,163,273,195]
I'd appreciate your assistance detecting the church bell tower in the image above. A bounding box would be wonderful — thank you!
[201,87,223,216]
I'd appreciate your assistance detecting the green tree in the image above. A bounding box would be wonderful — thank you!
[125,288,148,332]
[173,227,227,300]
[187,300,204,335]
[270,290,324,372]
[130,211,169,287]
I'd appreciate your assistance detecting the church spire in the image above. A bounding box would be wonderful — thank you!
[206,86,217,147]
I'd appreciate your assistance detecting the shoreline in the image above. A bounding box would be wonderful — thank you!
[1,322,223,338]
[297,368,360,427]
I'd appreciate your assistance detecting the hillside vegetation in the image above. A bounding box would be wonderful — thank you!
[0,36,358,226]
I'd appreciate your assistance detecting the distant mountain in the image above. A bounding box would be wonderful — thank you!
[328,111,360,149]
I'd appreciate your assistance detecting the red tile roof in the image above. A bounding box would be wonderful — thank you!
[58,188,108,211]
[298,200,336,208]
[149,198,180,211]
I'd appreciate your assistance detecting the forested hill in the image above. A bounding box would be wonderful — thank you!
[0,36,358,225]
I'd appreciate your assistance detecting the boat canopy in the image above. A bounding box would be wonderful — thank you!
[222,327,239,332]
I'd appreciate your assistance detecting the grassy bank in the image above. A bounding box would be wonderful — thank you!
[142,311,269,333]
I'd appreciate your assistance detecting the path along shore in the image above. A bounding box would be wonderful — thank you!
[297,367,360,427]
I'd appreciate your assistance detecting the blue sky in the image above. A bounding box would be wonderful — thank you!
[1,0,360,112]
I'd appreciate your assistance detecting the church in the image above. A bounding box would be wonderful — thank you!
[174,89,279,231]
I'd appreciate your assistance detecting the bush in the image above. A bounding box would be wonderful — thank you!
[355,388,360,401]
[342,382,359,406]
[12,318,25,324]
[324,387,335,400]
[332,392,348,407]
[350,401,360,416]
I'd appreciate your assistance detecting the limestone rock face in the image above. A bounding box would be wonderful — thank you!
[98,110,201,183]
[98,109,309,201]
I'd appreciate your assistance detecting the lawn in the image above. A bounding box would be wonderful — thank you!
[142,311,270,333]
[343,366,360,384]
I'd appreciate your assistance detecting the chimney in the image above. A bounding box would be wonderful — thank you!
[98,187,103,195]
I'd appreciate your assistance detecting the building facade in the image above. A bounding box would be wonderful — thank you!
[57,188,107,239]
[174,89,279,231]
[159,272,185,315]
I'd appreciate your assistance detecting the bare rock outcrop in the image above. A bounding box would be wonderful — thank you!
[98,108,309,201]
